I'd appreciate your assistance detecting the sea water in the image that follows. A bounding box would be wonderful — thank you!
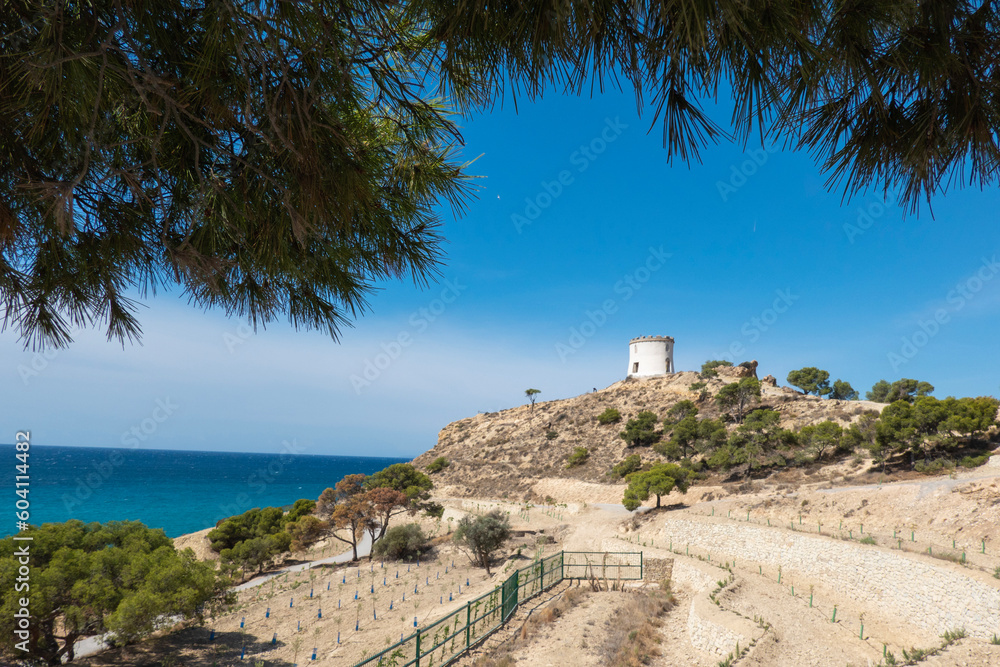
[1,444,407,538]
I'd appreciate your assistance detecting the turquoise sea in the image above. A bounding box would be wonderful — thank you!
[1,444,407,538]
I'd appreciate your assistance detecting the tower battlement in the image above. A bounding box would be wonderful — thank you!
[627,335,674,377]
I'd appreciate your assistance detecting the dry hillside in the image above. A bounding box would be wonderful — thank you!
[413,369,886,499]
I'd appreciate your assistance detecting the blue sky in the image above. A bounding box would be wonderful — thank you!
[3,88,999,458]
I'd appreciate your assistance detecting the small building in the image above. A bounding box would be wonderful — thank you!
[627,335,674,378]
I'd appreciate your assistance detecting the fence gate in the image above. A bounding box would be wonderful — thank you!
[501,570,519,622]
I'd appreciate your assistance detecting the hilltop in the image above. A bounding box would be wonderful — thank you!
[413,368,886,500]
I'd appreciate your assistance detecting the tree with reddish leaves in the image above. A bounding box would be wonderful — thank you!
[362,487,410,556]
[327,494,369,562]
[317,473,368,561]
[318,465,432,561]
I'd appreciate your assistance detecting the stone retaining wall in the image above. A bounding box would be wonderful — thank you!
[672,560,754,657]
[663,517,1000,639]
[643,557,673,584]
[621,540,755,658]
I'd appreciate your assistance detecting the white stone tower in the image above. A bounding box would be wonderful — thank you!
[627,335,674,377]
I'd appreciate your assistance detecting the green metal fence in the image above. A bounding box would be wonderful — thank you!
[352,551,641,667]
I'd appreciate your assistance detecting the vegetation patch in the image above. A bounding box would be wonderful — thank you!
[599,583,676,667]
[701,360,733,378]
[597,408,622,424]
[0,521,231,664]
[518,586,589,641]
[881,627,967,665]
[453,509,512,576]
[471,654,516,667]
[620,411,662,448]
[426,456,450,473]
[610,454,643,479]
[566,446,590,468]
[371,523,429,561]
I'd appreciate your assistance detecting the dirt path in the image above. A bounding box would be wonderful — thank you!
[504,589,620,667]
[649,587,716,667]
[813,465,1000,499]
[234,533,373,592]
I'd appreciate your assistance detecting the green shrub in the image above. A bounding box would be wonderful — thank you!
[653,440,682,459]
[619,411,661,447]
[545,430,558,440]
[209,506,287,552]
[689,381,707,391]
[285,498,317,523]
[928,549,964,564]
[960,453,990,468]
[664,400,698,426]
[680,458,705,473]
[706,444,734,469]
[423,502,445,519]
[941,628,967,643]
[792,451,811,466]
[597,408,622,424]
[566,447,589,468]
[371,524,429,561]
[426,457,450,474]
[610,454,642,479]
[859,535,876,545]
[700,360,732,378]
[914,458,956,474]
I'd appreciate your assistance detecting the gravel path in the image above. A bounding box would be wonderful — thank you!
[815,466,1000,499]
[233,533,372,592]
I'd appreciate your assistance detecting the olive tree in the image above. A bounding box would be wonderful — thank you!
[453,510,511,576]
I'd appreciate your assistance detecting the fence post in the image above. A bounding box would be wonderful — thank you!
[466,601,471,650]
[415,629,421,667]
[640,551,644,580]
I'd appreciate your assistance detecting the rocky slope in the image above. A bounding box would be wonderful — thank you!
[413,370,886,500]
